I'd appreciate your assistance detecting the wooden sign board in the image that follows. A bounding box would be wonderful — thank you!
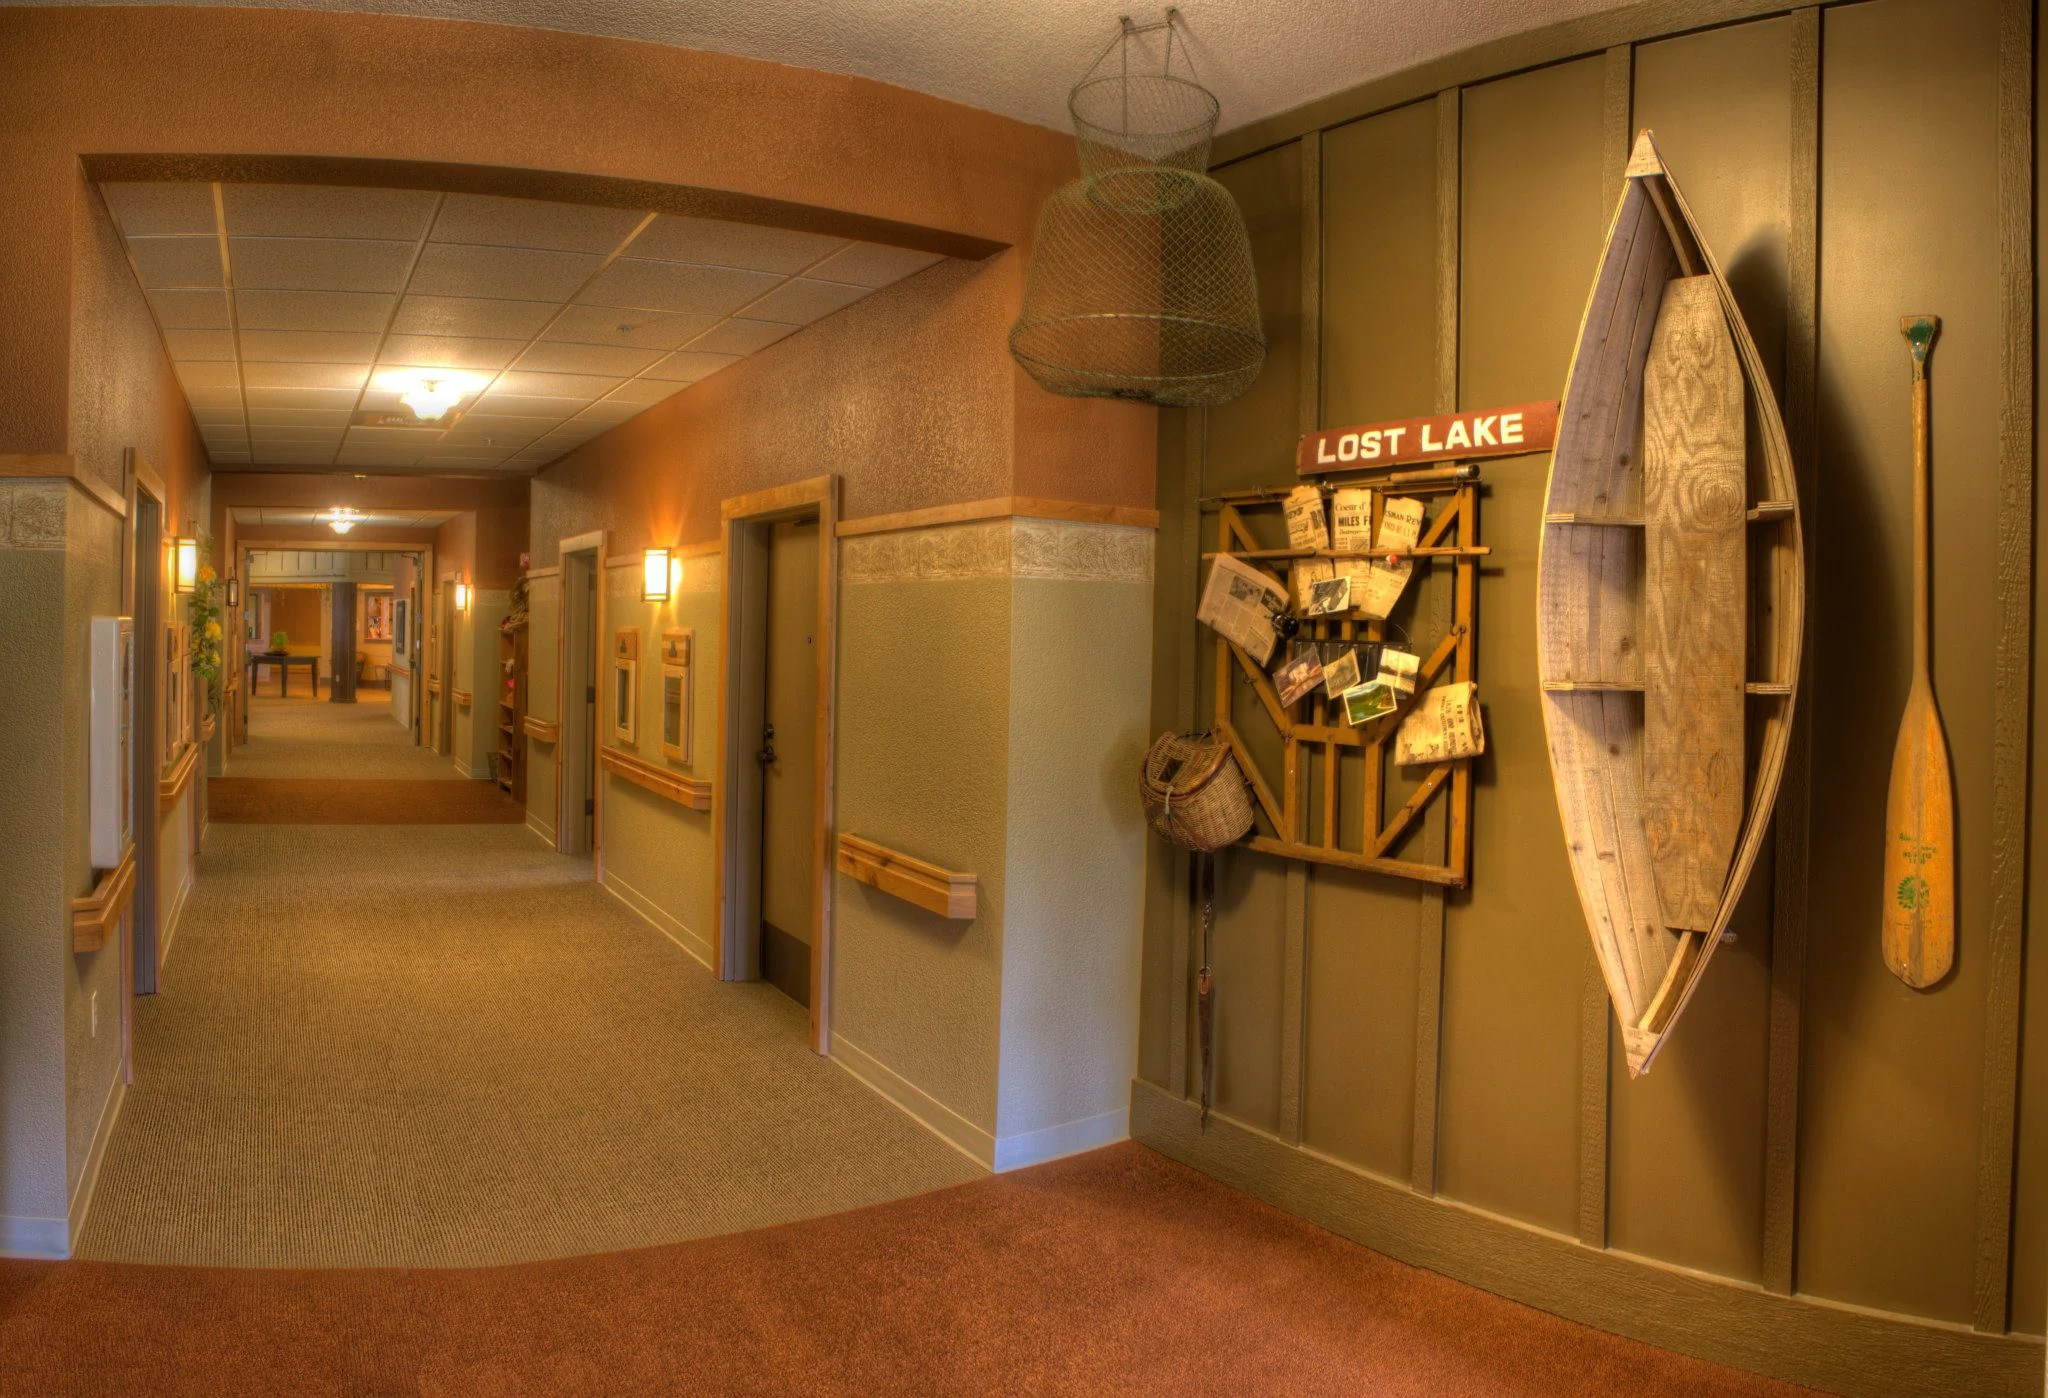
[1298,400,1559,475]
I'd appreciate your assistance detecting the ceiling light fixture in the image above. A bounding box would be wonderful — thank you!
[320,507,364,536]
[400,378,466,422]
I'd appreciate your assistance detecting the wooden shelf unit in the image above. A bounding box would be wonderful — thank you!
[495,618,527,802]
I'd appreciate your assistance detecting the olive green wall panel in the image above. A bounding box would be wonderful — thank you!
[1437,52,1609,1240]
[1800,0,2004,1327]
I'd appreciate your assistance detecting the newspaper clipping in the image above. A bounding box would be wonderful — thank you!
[1395,681,1486,765]
[1284,485,1329,552]
[1197,554,1289,665]
[1355,496,1426,619]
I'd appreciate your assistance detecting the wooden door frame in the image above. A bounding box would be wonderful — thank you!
[433,569,457,756]
[121,449,171,1029]
[556,530,605,865]
[715,475,839,1054]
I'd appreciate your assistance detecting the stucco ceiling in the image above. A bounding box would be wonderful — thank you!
[30,0,1626,133]
[103,181,946,474]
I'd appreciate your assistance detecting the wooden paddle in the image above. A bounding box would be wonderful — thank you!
[1882,315,1955,988]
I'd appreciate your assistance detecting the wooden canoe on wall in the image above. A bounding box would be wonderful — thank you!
[1537,131,1804,1077]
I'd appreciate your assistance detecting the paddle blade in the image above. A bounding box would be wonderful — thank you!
[1882,688,1955,988]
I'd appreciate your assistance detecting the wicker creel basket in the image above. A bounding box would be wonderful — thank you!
[1140,730,1254,852]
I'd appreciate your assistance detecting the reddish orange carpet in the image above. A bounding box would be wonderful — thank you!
[208,778,527,824]
[0,1144,1823,1397]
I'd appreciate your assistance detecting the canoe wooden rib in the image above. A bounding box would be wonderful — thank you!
[1538,130,1804,1076]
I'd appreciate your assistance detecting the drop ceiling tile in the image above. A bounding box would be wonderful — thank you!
[574,399,643,424]
[242,361,370,392]
[185,386,245,410]
[471,394,590,420]
[643,350,740,384]
[438,416,558,443]
[577,260,780,317]
[806,242,947,289]
[223,185,438,241]
[379,335,527,371]
[630,216,848,275]
[490,370,621,400]
[209,451,253,464]
[238,330,384,364]
[744,277,871,326]
[128,237,224,289]
[541,305,719,351]
[513,341,661,377]
[249,430,346,448]
[243,386,361,410]
[606,379,682,406]
[408,244,601,302]
[149,288,231,329]
[247,407,353,427]
[201,428,249,448]
[392,296,558,340]
[229,237,417,294]
[177,361,241,392]
[192,406,246,425]
[100,182,216,238]
[431,195,642,253]
[237,289,395,334]
[252,448,338,464]
[345,425,445,445]
[687,317,799,356]
[164,328,236,360]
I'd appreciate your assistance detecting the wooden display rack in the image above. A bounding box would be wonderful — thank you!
[495,619,527,802]
[1204,478,1483,887]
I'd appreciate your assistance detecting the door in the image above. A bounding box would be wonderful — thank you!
[558,547,600,857]
[129,489,162,995]
[758,518,818,1007]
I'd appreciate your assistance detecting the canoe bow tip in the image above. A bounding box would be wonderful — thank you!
[1625,128,1665,178]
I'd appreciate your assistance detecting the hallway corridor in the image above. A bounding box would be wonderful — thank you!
[77,823,980,1267]
[232,693,456,780]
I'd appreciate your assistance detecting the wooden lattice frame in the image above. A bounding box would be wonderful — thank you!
[1208,479,1483,886]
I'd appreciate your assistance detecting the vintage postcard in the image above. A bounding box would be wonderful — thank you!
[1273,645,1324,707]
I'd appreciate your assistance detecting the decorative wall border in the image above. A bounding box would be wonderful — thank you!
[842,516,1154,585]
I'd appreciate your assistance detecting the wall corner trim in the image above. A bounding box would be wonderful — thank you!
[66,1072,127,1255]
[830,1032,995,1170]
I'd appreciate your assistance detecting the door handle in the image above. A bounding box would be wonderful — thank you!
[757,722,776,767]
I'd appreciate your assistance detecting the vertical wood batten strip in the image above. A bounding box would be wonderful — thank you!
[1278,132,1323,1146]
[1973,0,2035,1336]
[1412,87,1461,1197]
[1763,3,1822,1301]
[1167,410,1206,1100]
[1573,42,1634,1252]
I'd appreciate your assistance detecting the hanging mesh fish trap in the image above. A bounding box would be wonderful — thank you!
[1009,13,1265,408]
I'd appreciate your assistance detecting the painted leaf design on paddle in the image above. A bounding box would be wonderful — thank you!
[1896,875,1931,913]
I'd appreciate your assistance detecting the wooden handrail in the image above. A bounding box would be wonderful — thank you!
[523,715,559,744]
[452,687,473,707]
[599,746,710,811]
[835,833,977,920]
[158,742,198,814]
[72,844,136,953]
[200,713,217,742]
[426,676,442,695]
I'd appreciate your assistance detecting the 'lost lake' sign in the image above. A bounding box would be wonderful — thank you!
[1297,400,1559,475]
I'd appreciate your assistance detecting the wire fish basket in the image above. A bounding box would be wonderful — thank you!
[1010,10,1265,409]
[1140,730,1254,852]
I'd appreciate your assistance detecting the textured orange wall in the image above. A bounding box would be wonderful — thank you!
[1,4,1156,516]
[66,170,207,531]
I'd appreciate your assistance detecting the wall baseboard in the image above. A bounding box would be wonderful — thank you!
[599,867,711,970]
[525,810,557,847]
[1129,1079,2043,1398]
[66,1071,126,1253]
[158,864,192,966]
[452,757,475,779]
[830,1032,993,1170]
[0,1214,69,1260]
[992,1106,1128,1172]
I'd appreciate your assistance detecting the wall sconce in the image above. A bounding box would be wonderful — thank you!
[642,547,672,602]
[173,537,199,594]
[225,576,241,608]
[454,580,471,612]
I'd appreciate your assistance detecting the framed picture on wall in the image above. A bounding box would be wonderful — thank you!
[364,593,392,641]
[659,628,691,763]
[614,628,639,745]
[393,597,410,657]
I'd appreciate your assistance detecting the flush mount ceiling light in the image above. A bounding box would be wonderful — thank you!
[320,507,364,535]
[364,369,488,427]
[401,378,466,422]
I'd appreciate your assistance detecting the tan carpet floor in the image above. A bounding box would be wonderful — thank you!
[230,693,464,780]
[76,823,982,1267]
